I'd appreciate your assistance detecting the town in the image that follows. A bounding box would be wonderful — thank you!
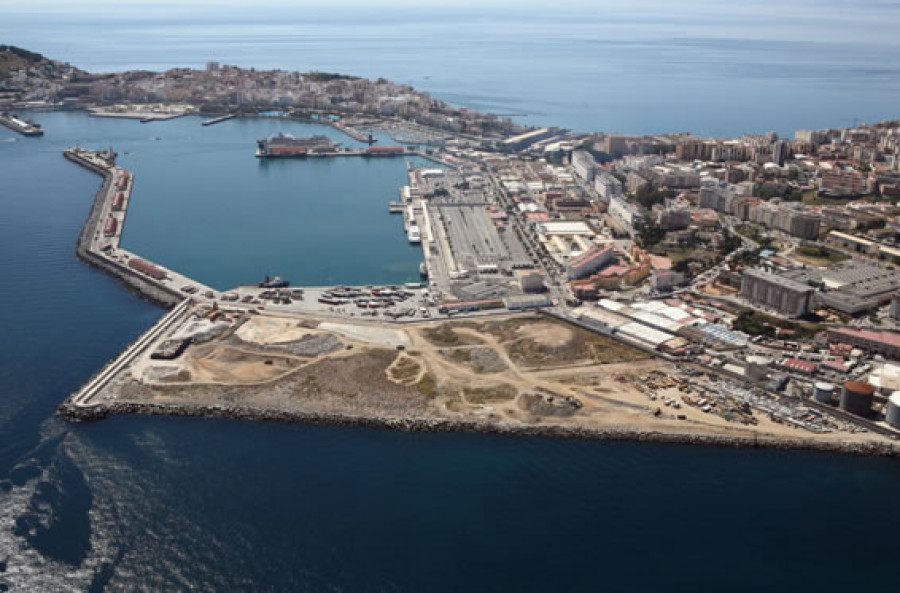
[5,45,900,450]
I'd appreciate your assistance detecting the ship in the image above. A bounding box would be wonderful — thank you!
[259,275,290,288]
[407,225,421,244]
[255,133,338,157]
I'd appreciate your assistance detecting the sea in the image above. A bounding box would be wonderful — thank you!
[2,2,900,591]
[4,1,900,137]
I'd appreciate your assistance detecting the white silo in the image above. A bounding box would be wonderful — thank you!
[886,392,900,429]
[813,382,835,404]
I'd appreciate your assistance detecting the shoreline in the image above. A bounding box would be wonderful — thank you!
[58,399,900,458]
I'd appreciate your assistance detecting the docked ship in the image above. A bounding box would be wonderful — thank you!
[407,225,422,244]
[255,133,338,157]
[259,275,290,288]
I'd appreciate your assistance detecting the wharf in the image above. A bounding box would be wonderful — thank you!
[331,120,374,143]
[0,112,43,136]
[202,114,236,126]
[64,147,217,307]
[255,147,411,159]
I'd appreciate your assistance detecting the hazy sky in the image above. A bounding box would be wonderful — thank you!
[4,0,899,45]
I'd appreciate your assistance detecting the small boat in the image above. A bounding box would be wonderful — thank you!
[258,275,290,288]
[407,225,421,244]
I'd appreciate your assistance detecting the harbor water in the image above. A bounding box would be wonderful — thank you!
[2,107,900,591]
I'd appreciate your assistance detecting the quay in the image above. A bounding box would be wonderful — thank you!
[0,112,43,136]
[256,146,410,158]
[64,147,217,307]
[202,114,236,126]
[331,120,375,143]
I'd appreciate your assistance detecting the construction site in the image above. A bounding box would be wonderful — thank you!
[59,301,899,453]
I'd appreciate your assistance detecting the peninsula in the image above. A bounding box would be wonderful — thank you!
[5,46,900,455]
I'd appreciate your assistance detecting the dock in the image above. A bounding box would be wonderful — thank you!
[202,114,236,126]
[255,146,410,159]
[64,147,217,307]
[0,112,43,136]
[331,120,376,144]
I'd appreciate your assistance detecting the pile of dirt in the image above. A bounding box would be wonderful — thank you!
[260,333,343,357]
[442,347,508,374]
[388,354,423,384]
[462,384,518,404]
[518,391,583,417]
[421,324,482,347]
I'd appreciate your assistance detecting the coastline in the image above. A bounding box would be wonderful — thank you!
[48,113,900,458]
[58,398,900,458]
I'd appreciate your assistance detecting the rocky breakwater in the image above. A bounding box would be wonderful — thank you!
[57,396,900,458]
[65,148,183,308]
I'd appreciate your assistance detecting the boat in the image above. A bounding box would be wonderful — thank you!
[407,225,421,244]
[255,133,338,157]
[419,263,428,278]
[258,275,290,288]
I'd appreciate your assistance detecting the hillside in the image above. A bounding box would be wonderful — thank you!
[0,45,50,79]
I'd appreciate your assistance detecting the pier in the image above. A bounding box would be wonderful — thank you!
[64,147,217,307]
[202,114,236,126]
[331,120,375,143]
[0,112,43,136]
[256,146,410,159]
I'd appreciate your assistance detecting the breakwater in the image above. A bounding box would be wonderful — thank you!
[58,398,900,458]
[65,149,185,307]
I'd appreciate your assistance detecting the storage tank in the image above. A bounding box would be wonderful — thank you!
[886,392,900,429]
[813,382,836,404]
[840,381,875,417]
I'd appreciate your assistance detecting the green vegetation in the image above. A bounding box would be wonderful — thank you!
[637,224,666,247]
[388,356,422,382]
[793,245,849,264]
[462,384,518,404]
[732,311,776,338]
[303,71,360,82]
[0,45,47,79]
[449,349,472,363]
[633,186,676,209]
[732,310,822,339]
[417,374,437,398]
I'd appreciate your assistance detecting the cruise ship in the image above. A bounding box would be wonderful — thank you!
[407,225,421,244]
[255,133,338,157]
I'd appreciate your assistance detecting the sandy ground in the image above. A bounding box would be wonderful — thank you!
[234,317,313,344]
[318,321,410,348]
[110,310,894,447]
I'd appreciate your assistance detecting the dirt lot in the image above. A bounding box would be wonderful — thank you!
[108,310,885,446]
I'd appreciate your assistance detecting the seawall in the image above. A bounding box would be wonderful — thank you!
[65,150,184,308]
[58,399,900,458]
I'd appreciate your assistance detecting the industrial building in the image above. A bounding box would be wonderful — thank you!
[565,246,613,280]
[607,194,645,236]
[571,150,596,183]
[740,269,814,318]
[827,327,900,361]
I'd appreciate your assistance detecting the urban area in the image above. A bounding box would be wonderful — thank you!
[5,45,900,452]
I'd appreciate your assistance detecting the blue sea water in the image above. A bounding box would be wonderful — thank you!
[2,3,900,590]
[1,102,900,593]
[3,1,900,136]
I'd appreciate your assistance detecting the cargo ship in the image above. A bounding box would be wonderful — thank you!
[259,275,290,288]
[255,133,338,157]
